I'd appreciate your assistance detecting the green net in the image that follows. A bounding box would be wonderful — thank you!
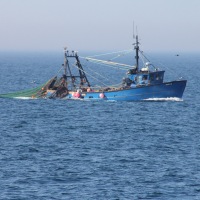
[0,76,70,99]
[0,77,56,99]
[0,84,46,98]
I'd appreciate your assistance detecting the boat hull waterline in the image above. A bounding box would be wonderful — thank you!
[46,80,186,101]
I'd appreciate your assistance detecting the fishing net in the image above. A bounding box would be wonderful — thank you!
[0,77,56,99]
[0,84,45,99]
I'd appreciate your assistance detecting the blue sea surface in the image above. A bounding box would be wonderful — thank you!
[0,51,199,199]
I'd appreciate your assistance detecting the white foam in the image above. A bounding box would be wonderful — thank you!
[144,97,183,102]
[14,97,35,100]
[13,96,183,102]
[106,100,117,103]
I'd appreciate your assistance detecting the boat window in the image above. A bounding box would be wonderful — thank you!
[155,73,163,81]
[150,74,154,81]
[143,75,148,80]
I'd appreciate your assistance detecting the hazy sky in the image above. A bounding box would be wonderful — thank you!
[0,0,200,52]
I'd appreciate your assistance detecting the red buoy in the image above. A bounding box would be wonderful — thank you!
[76,92,81,98]
[99,93,105,98]
[72,92,81,98]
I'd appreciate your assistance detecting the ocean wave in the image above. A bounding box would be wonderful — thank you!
[144,97,183,102]
[14,97,35,100]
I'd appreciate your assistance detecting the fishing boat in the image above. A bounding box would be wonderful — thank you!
[0,34,187,101]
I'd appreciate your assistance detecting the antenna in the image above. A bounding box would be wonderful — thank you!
[136,26,138,36]
[133,21,136,39]
[132,22,140,72]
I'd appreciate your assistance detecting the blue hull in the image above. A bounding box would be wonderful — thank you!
[67,80,187,101]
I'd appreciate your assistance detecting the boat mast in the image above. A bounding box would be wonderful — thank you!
[134,35,139,72]
[63,49,90,88]
[63,47,75,88]
[75,52,91,87]
[63,47,67,76]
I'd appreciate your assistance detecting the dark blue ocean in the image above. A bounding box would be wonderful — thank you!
[0,51,199,200]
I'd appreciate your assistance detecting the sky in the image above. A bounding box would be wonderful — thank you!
[0,0,200,52]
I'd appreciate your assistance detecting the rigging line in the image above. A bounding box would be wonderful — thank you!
[139,50,157,69]
[86,61,131,70]
[89,85,104,89]
[82,57,132,67]
[91,61,129,71]
[140,50,177,75]
[85,49,133,58]
[83,65,111,82]
[139,50,152,65]
[84,59,128,71]
[34,66,63,88]
[83,65,120,86]
[40,66,63,83]
[108,82,123,88]
[71,63,109,87]
[68,59,124,86]
[108,54,122,61]
[108,49,134,61]
[82,57,132,68]
[139,51,146,67]
[79,57,88,67]
[158,61,178,78]
[139,50,180,75]
[80,55,132,70]
[56,66,65,75]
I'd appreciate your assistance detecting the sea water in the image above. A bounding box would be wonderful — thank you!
[0,51,200,200]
